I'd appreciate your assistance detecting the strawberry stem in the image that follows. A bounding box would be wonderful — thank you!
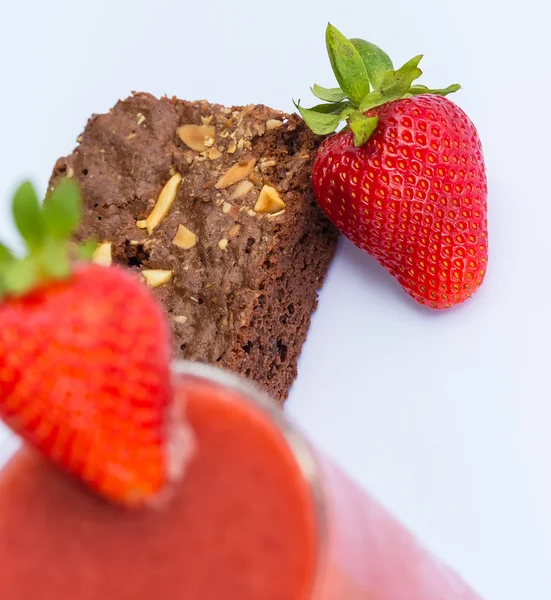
[0,179,93,299]
[294,24,461,147]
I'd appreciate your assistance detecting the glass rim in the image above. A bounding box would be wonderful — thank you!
[171,360,328,593]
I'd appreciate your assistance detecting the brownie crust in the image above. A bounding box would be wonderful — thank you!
[51,93,338,401]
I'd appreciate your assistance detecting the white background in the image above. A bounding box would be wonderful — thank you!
[0,0,550,598]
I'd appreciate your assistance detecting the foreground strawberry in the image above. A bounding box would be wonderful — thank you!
[0,180,179,506]
[296,25,488,309]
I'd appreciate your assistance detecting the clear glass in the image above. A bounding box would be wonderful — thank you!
[173,361,482,600]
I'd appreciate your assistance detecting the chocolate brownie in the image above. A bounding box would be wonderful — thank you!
[50,93,338,402]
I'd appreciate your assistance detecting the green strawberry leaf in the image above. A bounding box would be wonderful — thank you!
[378,54,424,91]
[77,239,97,261]
[311,84,347,103]
[348,112,379,146]
[407,83,461,97]
[0,244,15,296]
[12,181,45,253]
[0,177,90,299]
[293,100,352,135]
[40,238,71,279]
[360,55,424,112]
[350,38,394,90]
[1,257,38,296]
[326,24,370,107]
[295,25,462,138]
[43,178,81,239]
[0,243,14,265]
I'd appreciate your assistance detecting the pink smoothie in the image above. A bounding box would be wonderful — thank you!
[0,366,481,599]
[0,375,318,599]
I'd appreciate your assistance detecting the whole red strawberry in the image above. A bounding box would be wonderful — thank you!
[296,25,488,309]
[0,180,187,506]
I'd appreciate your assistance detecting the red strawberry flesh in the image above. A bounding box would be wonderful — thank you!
[0,264,180,505]
[313,95,488,308]
[297,24,488,309]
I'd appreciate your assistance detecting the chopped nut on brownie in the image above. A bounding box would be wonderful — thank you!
[92,242,113,267]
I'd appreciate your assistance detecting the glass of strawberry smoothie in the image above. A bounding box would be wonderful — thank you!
[0,362,481,599]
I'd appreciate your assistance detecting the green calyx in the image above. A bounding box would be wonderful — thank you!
[294,24,461,146]
[0,179,94,300]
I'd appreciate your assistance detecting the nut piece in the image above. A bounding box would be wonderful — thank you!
[218,238,229,251]
[208,146,222,160]
[142,269,173,288]
[254,185,286,214]
[137,113,146,125]
[259,158,277,171]
[222,201,240,219]
[173,315,188,324]
[177,124,216,152]
[266,119,283,131]
[66,167,74,178]
[249,172,263,187]
[229,179,254,200]
[246,209,257,217]
[92,242,112,267]
[136,220,148,229]
[145,173,183,234]
[172,224,197,249]
[215,158,256,189]
[228,224,241,238]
